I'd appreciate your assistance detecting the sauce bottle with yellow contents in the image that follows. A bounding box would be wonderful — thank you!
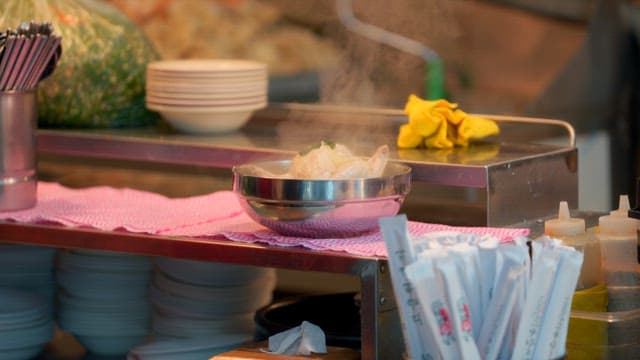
[545,201,603,289]
[597,195,640,311]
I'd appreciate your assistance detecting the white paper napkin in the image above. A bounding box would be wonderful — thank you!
[267,321,327,356]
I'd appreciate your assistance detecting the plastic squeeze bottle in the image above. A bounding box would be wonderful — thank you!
[545,201,607,359]
[598,195,639,269]
[544,201,602,289]
[598,195,640,311]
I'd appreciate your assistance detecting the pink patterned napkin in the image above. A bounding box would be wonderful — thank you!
[223,222,530,257]
[0,182,530,257]
[0,182,264,235]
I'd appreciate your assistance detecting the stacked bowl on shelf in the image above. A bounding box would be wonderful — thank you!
[0,287,55,360]
[129,257,276,359]
[55,249,153,357]
[0,244,57,305]
[145,59,268,134]
[127,333,254,360]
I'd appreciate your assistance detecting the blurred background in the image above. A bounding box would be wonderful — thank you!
[102,0,640,213]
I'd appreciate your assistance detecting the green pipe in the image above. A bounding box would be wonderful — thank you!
[425,59,445,100]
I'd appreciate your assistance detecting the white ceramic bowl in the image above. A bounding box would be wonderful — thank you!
[0,287,50,326]
[0,288,53,360]
[147,59,267,74]
[57,309,150,336]
[146,95,266,107]
[57,291,150,311]
[152,311,255,339]
[147,102,266,135]
[0,318,54,350]
[149,284,272,317]
[77,334,147,356]
[145,59,268,134]
[146,86,266,99]
[1,345,47,360]
[57,250,153,272]
[127,335,251,360]
[153,268,275,301]
[0,244,56,264]
[55,268,151,290]
[154,258,272,287]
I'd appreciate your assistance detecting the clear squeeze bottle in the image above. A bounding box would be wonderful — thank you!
[598,195,640,311]
[546,201,607,358]
[544,201,602,289]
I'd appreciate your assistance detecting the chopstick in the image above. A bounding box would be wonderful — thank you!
[0,35,22,89]
[0,21,61,92]
[13,33,44,90]
[4,35,30,90]
[25,35,61,89]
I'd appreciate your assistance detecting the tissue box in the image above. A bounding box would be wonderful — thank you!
[210,342,360,360]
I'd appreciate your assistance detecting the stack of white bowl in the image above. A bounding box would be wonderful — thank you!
[55,249,153,357]
[137,257,275,358]
[0,244,56,305]
[0,287,55,360]
[145,59,268,134]
[127,334,252,360]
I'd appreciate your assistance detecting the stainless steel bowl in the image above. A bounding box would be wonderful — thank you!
[232,160,412,238]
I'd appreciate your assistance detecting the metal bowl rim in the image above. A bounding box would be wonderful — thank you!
[232,160,411,182]
[232,160,412,202]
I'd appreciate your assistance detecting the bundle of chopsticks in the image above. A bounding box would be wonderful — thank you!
[380,215,583,360]
[0,21,62,92]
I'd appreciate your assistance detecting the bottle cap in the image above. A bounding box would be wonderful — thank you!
[545,201,585,237]
[610,195,631,217]
[599,195,639,237]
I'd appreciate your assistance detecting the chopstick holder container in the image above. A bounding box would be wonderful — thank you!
[0,90,37,211]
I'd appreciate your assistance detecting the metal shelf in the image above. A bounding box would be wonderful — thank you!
[0,221,401,360]
[0,222,377,273]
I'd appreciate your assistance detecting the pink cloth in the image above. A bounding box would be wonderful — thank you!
[0,182,530,257]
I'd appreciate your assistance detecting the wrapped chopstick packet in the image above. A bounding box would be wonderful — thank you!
[378,215,440,360]
[380,215,583,359]
[405,251,458,359]
[448,243,483,341]
[435,256,482,359]
[533,239,584,360]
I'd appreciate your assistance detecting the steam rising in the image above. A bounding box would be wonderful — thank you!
[271,0,460,153]
[320,0,459,107]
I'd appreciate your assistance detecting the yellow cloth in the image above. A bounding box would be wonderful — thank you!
[398,94,500,149]
[396,143,500,164]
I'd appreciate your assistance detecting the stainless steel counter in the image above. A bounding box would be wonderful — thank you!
[37,103,579,226]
